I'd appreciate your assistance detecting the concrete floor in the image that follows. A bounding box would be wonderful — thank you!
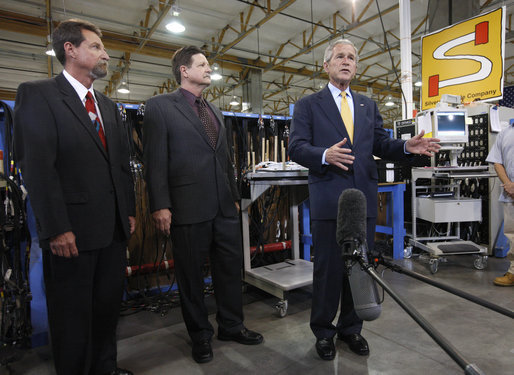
[3,255,513,375]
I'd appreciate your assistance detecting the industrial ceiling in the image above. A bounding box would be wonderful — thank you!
[1,0,513,125]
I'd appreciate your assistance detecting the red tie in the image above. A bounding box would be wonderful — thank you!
[85,92,107,150]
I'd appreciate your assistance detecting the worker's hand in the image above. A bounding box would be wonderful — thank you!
[128,216,136,235]
[152,208,172,235]
[325,138,354,171]
[405,130,441,156]
[502,181,514,198]
[50,231,79,258]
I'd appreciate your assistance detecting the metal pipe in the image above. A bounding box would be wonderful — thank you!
[363,263,484,374]
[399,0,414,118]
[380,258,514,319]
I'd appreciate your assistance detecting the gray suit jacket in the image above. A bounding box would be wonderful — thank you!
[14,73,135,250]
[143,89,239,225]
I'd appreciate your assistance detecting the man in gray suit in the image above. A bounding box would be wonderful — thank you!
[143,46,263,364]
[14,19,135,375]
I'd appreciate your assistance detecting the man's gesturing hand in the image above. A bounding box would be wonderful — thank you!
[325,138,355,171]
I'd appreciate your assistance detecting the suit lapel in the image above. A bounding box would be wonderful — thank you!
[317,86,348,141]
[172,90,218,149]
[94,91,113,158]
[351,89,365,146]
[56,74,108,158]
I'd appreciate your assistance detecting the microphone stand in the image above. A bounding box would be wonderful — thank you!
[378,257,514,319]
[343,241,485,375]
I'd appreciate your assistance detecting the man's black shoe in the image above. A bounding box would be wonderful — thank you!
[218,327,263,345]
[315,337,335,360]
[104,368,133,375]
[337,333,370,356]
[192,339,213,363]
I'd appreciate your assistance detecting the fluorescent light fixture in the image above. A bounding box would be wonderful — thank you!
[117,82,130,94]
[230,96,239,106]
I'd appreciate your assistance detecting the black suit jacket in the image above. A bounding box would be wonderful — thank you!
[14,73,135,250]
[289,86,406,220]
[143,89,239,224]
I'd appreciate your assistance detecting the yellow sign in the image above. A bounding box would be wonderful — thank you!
[421,7,505,110]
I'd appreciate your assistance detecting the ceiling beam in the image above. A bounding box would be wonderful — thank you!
[263,3,399,73]
[210,0,296,59]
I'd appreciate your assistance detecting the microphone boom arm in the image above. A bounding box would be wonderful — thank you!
[378,258,514,319]
[354,255,485,375]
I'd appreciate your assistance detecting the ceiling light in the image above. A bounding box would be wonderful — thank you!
[230,96,239,106]
[166,6,185,33]
[385,96,395,106]
[415,80,422,87]
[45,34,55,56]
[166,18,185,33]
[211,62,221,80]
[45,45,55,56]
[117,82,130,94]
[211,72,222,80]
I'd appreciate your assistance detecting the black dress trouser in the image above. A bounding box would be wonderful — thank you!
[43,235,127,375]
[310,217,376,339]
[171,211,245,343]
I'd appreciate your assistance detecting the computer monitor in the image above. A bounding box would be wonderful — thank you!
[433,110,468,144]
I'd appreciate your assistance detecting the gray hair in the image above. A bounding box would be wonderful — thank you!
[323,39,359,64]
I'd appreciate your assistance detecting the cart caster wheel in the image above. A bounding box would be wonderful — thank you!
[404,246,413,259]
[429,258,439,274]
[473,255,488,270]
[275,300,288,318]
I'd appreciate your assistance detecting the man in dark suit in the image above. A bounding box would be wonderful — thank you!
[289,39,440,361]
[14,19,135,375]
[143,46,263,364]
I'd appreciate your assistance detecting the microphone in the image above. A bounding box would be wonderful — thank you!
[336,188,382,321]
[336,188,367,251]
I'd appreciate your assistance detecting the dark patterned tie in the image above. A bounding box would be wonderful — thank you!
[196,98,218,148]
[85,92,107,150]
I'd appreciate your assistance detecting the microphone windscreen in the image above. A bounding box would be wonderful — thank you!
[336,188,367,247]
[349,263,382,321]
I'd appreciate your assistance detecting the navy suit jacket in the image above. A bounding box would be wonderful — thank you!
[14,73,135,250]
[143,89,239,225]
[289,85,406,220]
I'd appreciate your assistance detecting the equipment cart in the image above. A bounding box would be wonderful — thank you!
[241,168,309,317]
[409,165,497,273]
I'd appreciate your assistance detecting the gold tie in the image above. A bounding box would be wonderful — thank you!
[340,93,354,143]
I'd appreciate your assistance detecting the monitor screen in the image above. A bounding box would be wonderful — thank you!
[435,111,468,143]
